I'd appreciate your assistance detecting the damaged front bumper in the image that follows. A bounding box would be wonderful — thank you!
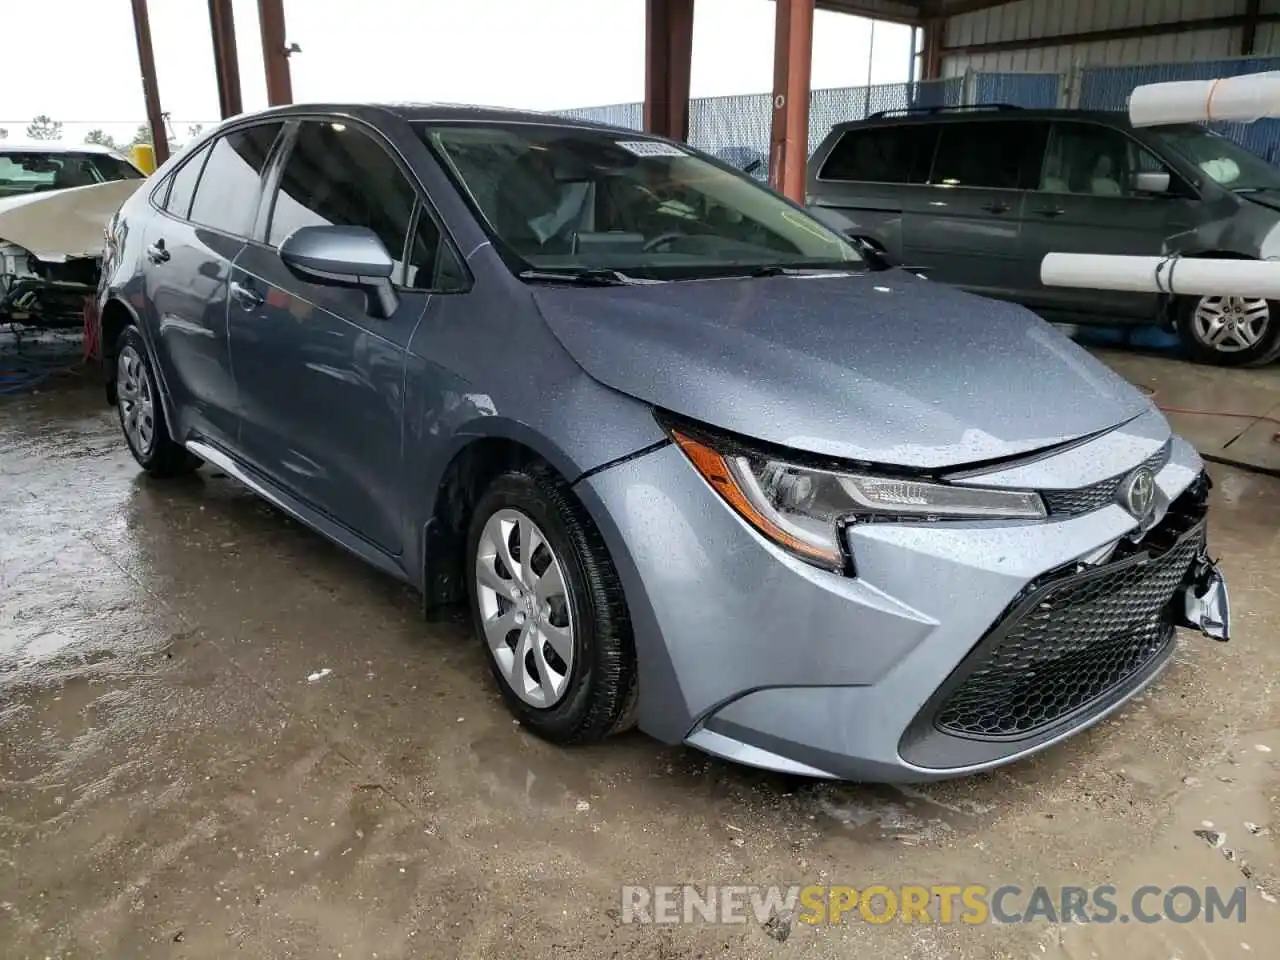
[1176,553,1230,641]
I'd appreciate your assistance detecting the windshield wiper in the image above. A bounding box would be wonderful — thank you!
[518,268,661,286]
[745,263,866,278]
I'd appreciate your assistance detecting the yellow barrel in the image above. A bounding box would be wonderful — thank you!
[130,143,157,175]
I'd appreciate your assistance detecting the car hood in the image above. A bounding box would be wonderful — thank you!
[529,271,1151,469]
[0,180,141,261]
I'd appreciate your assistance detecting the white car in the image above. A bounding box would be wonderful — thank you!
[1,140,145,329]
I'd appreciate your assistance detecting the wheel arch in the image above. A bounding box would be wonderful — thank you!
[100,295,181,433]
[418,421,595,613]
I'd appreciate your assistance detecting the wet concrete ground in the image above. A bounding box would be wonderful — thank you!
[2,365,1279,959]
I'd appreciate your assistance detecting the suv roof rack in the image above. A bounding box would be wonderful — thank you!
[866,103,1024,119]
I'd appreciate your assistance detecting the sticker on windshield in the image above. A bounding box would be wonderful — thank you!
[616,140,688,158]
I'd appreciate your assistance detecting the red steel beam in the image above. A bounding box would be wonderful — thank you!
[1243,0,1261,54]
[768,0,815,202]
[643,0,694,141]
[921,16,944,79]
[208,0,243,119]
[129,0,170,165]
[258,0,294,106]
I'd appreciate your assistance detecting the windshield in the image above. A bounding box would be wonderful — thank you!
[1149,125,1280,191]
[419,122,861,278]
[0,151,142,199]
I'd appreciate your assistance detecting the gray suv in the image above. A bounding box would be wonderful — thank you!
[807,105,1280,367]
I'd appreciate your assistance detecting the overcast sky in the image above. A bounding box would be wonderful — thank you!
[5,0,913,143]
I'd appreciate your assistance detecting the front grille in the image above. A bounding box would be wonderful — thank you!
[1041,442,1171,518]
[933,523,1203,740]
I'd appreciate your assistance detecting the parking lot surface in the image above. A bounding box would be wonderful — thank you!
[2,374,1278,959]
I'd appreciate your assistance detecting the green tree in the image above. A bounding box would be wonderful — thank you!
[25,115,63,140]
[84,129,118,150]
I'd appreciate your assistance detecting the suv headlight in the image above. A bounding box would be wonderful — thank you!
[668,426,1046,571]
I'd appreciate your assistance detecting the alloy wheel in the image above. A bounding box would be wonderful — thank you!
[1191,295,1270,353]
[116,344,156,456]
[474,508,575,709]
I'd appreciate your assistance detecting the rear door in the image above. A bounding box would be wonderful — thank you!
[141,124,282,449]
[806,123,938,264]
[1019,119,1201,322]
[908,117,1050,302]
[227,118,462,553]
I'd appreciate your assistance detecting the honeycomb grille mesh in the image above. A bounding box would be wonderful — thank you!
[1042,443,1171,518]
[935,530,1201,740]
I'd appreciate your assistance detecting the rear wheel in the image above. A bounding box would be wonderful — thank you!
[114,326,200,477]
[466,463,637,744]
[1175,294,1280,367]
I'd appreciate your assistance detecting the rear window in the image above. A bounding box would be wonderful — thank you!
[818,125,938,184]
[0,151,142,198]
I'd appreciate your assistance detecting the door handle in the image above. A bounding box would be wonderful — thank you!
[1033,206,1066,218]
[980,201,1011,214]
[229,280,264,310]
[145,240,170,264]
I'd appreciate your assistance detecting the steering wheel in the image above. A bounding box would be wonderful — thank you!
[641,231,686,253]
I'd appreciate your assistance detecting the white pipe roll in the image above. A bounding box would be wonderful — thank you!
[1041,253,1280,299]
[1129,72,1280,127]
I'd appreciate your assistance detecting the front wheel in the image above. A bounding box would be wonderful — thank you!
[466,463,637,744]
[1175,294,1280,367]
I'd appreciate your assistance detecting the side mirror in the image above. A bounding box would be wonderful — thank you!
[1134,171,1171,195]
[279,224,400,318]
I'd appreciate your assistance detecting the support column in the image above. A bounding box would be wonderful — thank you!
[921,16,944,81]
[209,0,243,119]
[129,0,169,165]
[768,0,814,202]
[643,0,694,141]
[1243,0,1261,55]
[258,0,294,107]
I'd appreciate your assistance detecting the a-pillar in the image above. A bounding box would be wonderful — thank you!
[768,0,814,202]
[643,0,694,141]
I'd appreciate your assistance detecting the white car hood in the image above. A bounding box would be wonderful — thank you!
[0,180,142,261]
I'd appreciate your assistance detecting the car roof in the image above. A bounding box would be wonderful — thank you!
[829,107,1134,134]
[226,101,651,136]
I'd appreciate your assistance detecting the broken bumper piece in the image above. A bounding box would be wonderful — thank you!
[1176,554,1229,641]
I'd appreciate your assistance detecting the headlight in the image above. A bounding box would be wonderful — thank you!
[668,427,1046,571]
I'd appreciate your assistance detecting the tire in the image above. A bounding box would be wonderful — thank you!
[113,326,201,477]
[466,462,637,744]
[1175,294,1280,367]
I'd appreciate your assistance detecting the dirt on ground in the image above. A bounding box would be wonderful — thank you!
[2,374,1278,960]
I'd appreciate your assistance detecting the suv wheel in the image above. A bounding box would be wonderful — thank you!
[466,463,637,744]
[1176,294,1280,367]
[114,327,201,477]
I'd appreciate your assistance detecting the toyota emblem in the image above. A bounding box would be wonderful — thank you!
[1119,467,1157,520]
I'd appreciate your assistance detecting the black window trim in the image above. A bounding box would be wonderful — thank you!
[813,121,942,187]
[250,111,473,296]
[1037,117,1199,201]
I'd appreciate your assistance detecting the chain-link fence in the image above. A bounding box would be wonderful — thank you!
[1078,56,1280,163]
[558,59,1280,172]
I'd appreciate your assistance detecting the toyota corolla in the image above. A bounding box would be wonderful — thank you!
[97,104,1229,781]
